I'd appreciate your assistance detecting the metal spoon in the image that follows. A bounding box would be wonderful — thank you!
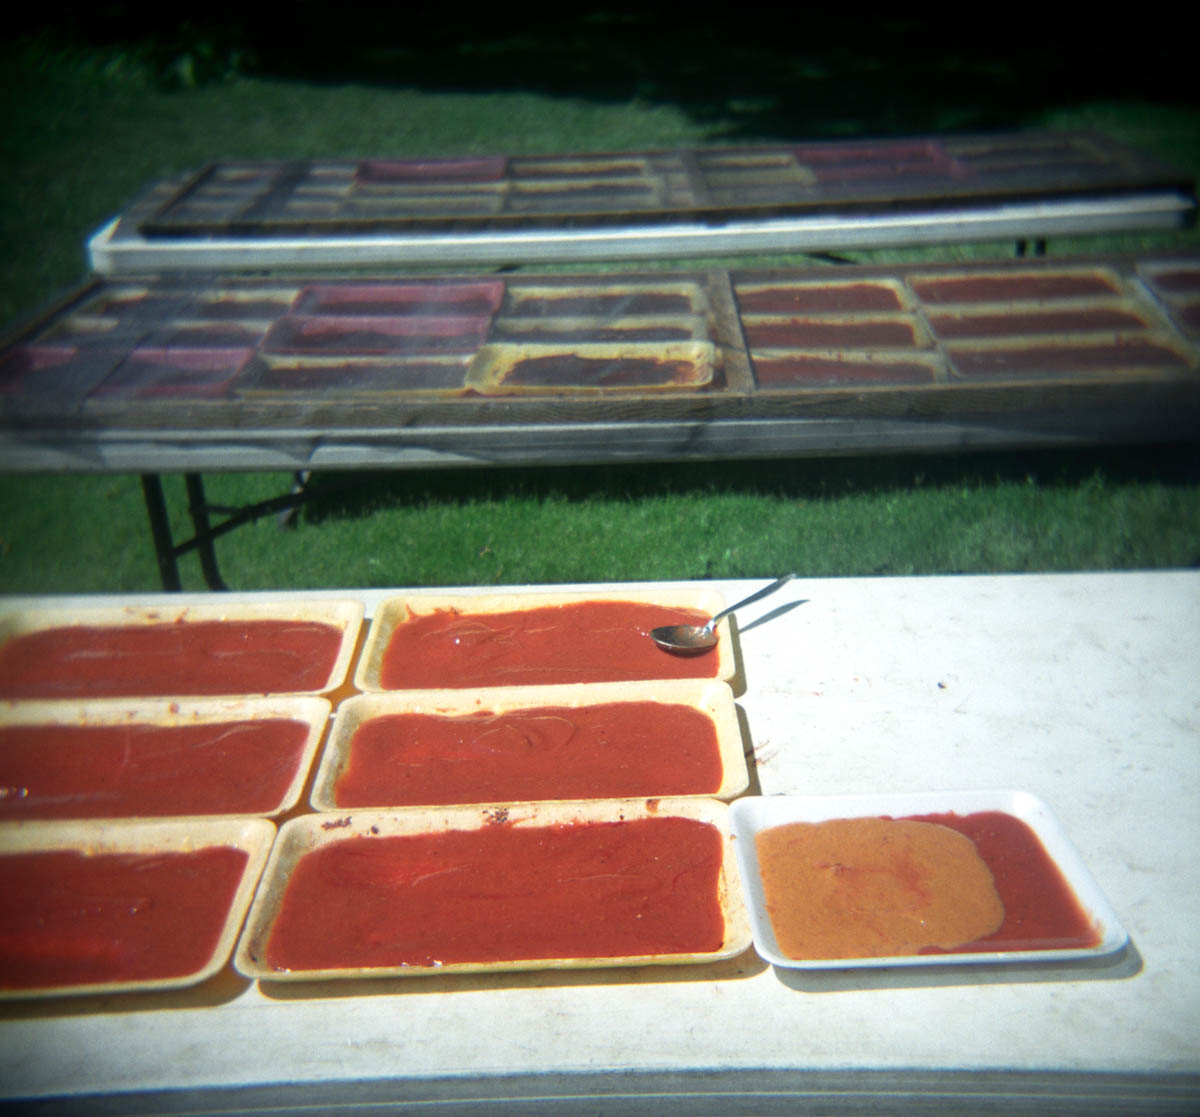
[651,574,796,654]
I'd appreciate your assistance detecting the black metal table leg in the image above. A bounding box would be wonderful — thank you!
[184,474,229,591]
[138,472,334,592]
[140,474,182,592]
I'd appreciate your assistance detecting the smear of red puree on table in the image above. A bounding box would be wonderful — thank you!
[0,620,344,698]
[265,817,725,970]
[378,602,719,689]
[0,719,312,820]
[0,846,248,990]
[334,702,722,806]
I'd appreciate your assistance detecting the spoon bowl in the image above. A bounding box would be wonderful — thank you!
[651,574,796,655]
[648,622,722,655]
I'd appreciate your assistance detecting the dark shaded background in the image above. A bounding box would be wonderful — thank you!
[12,8,1198,136]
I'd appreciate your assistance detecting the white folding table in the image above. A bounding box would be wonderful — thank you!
[2,571,1197,1113]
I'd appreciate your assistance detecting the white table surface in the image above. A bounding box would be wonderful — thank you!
[2,572,1198,1113]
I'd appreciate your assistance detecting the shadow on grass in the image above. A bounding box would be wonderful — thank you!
[20,11,1200,139]
[297,443,1200,526]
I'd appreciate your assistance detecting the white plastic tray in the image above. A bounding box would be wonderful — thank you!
[729,789,1128,970]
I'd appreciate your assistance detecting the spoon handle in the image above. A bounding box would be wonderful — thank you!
[707,573,796,631]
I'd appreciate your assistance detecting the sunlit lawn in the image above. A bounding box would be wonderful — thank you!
[1,24,1196,592]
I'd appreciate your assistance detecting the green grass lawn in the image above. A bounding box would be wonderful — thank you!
[1,19,1197,593]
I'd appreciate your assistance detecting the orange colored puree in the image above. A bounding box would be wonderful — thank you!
[756,811,1098,961]
[0,719,312,820]
[0,620,344,699]
[334,702,722,807]
[757,817,1003,959]
[264,817,725,970]
[0,846,248,990]
[378,601,719,689]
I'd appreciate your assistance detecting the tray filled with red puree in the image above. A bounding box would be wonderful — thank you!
[464,340,717,393]
[0,697,330,821]
[310,680,747,810]
[729,790,1127,970]
[0,816,274,998]
[355,589,735,691]
[234,797,751,980]
[0,600,364,700]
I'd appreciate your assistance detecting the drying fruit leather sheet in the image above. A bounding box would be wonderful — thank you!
[136,134,1190,234]
[1,259,1195,452]
[234,798,748,979]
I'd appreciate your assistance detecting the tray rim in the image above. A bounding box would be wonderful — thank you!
[0,815,276,999]
[309,678,747,811]
[728,788,1129,970]
[234,796,750,981]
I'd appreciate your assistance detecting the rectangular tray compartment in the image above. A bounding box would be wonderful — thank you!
[0,600,364,700]
[490,315,708,344]
[0,697,330,821]
[926,303,1154,340]
[945,336,1195,380]
[89,347,255,399]
[249,356,472,395]
[510,156,651,179]
[503,281,709,319]
[466,341,716,393]
[742,315,929,350]
[195,289,301,320]
[0,344,124,405]
[355,157,508,184]
[751,353,941,388]
[1139,261,1200,341]
[310,679,747,810]
[262,315,491,357]
[735,278,909,315]
[0,815,274,998]
[234,797,749,980]
[907,267,1123,305]
[356,588,735,692]
[291,280,505,318]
